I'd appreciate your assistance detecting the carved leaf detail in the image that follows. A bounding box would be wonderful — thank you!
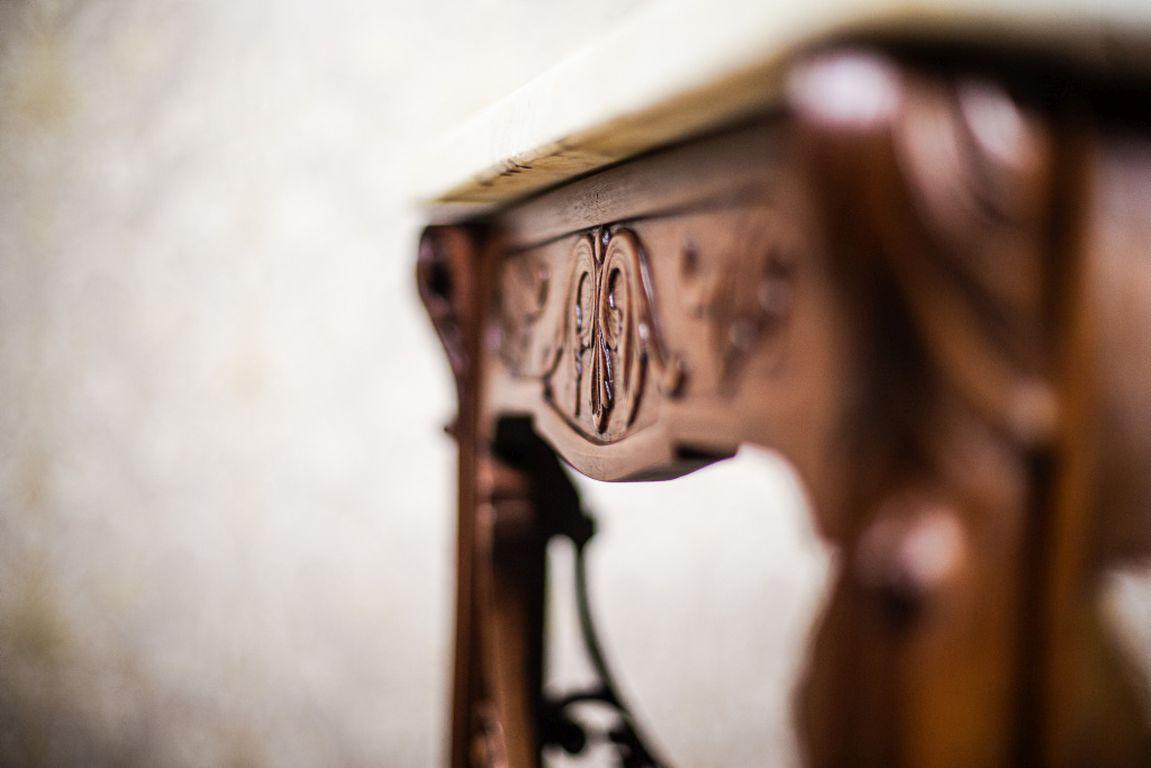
[499,227,683,444]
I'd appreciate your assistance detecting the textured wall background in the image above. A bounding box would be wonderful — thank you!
[0,1,1146,767]
[0,2,828,765]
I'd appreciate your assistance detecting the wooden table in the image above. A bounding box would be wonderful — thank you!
[415,2,1151,764]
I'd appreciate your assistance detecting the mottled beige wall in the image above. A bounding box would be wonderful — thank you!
[0,2,1145,767]
[0,2,825,765]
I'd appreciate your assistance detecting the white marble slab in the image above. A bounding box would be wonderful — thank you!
[412,0,1151,209]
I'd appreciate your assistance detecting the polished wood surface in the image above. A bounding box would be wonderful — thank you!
[420,45,1151,767]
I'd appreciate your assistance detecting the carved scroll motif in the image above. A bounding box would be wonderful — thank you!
[497,249,559,380]
[676,211,797,394]
[498,227,684,444]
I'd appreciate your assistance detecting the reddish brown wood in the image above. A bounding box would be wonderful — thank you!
[420,229,569,768]
[420,45,1151,768]
[418,226,487,768]
[1040,134,1151,767]
[787,51,1059,767]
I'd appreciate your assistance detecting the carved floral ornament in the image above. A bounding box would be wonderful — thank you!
[497,220,798,446]
[497,227,683,443]
[571,229,692,439]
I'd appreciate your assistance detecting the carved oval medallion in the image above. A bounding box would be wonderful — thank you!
[567,232,645,439]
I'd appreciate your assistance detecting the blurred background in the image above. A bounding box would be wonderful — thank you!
[0,1,1148,766]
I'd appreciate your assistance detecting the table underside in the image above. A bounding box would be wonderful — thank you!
[419,46,1151,767]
